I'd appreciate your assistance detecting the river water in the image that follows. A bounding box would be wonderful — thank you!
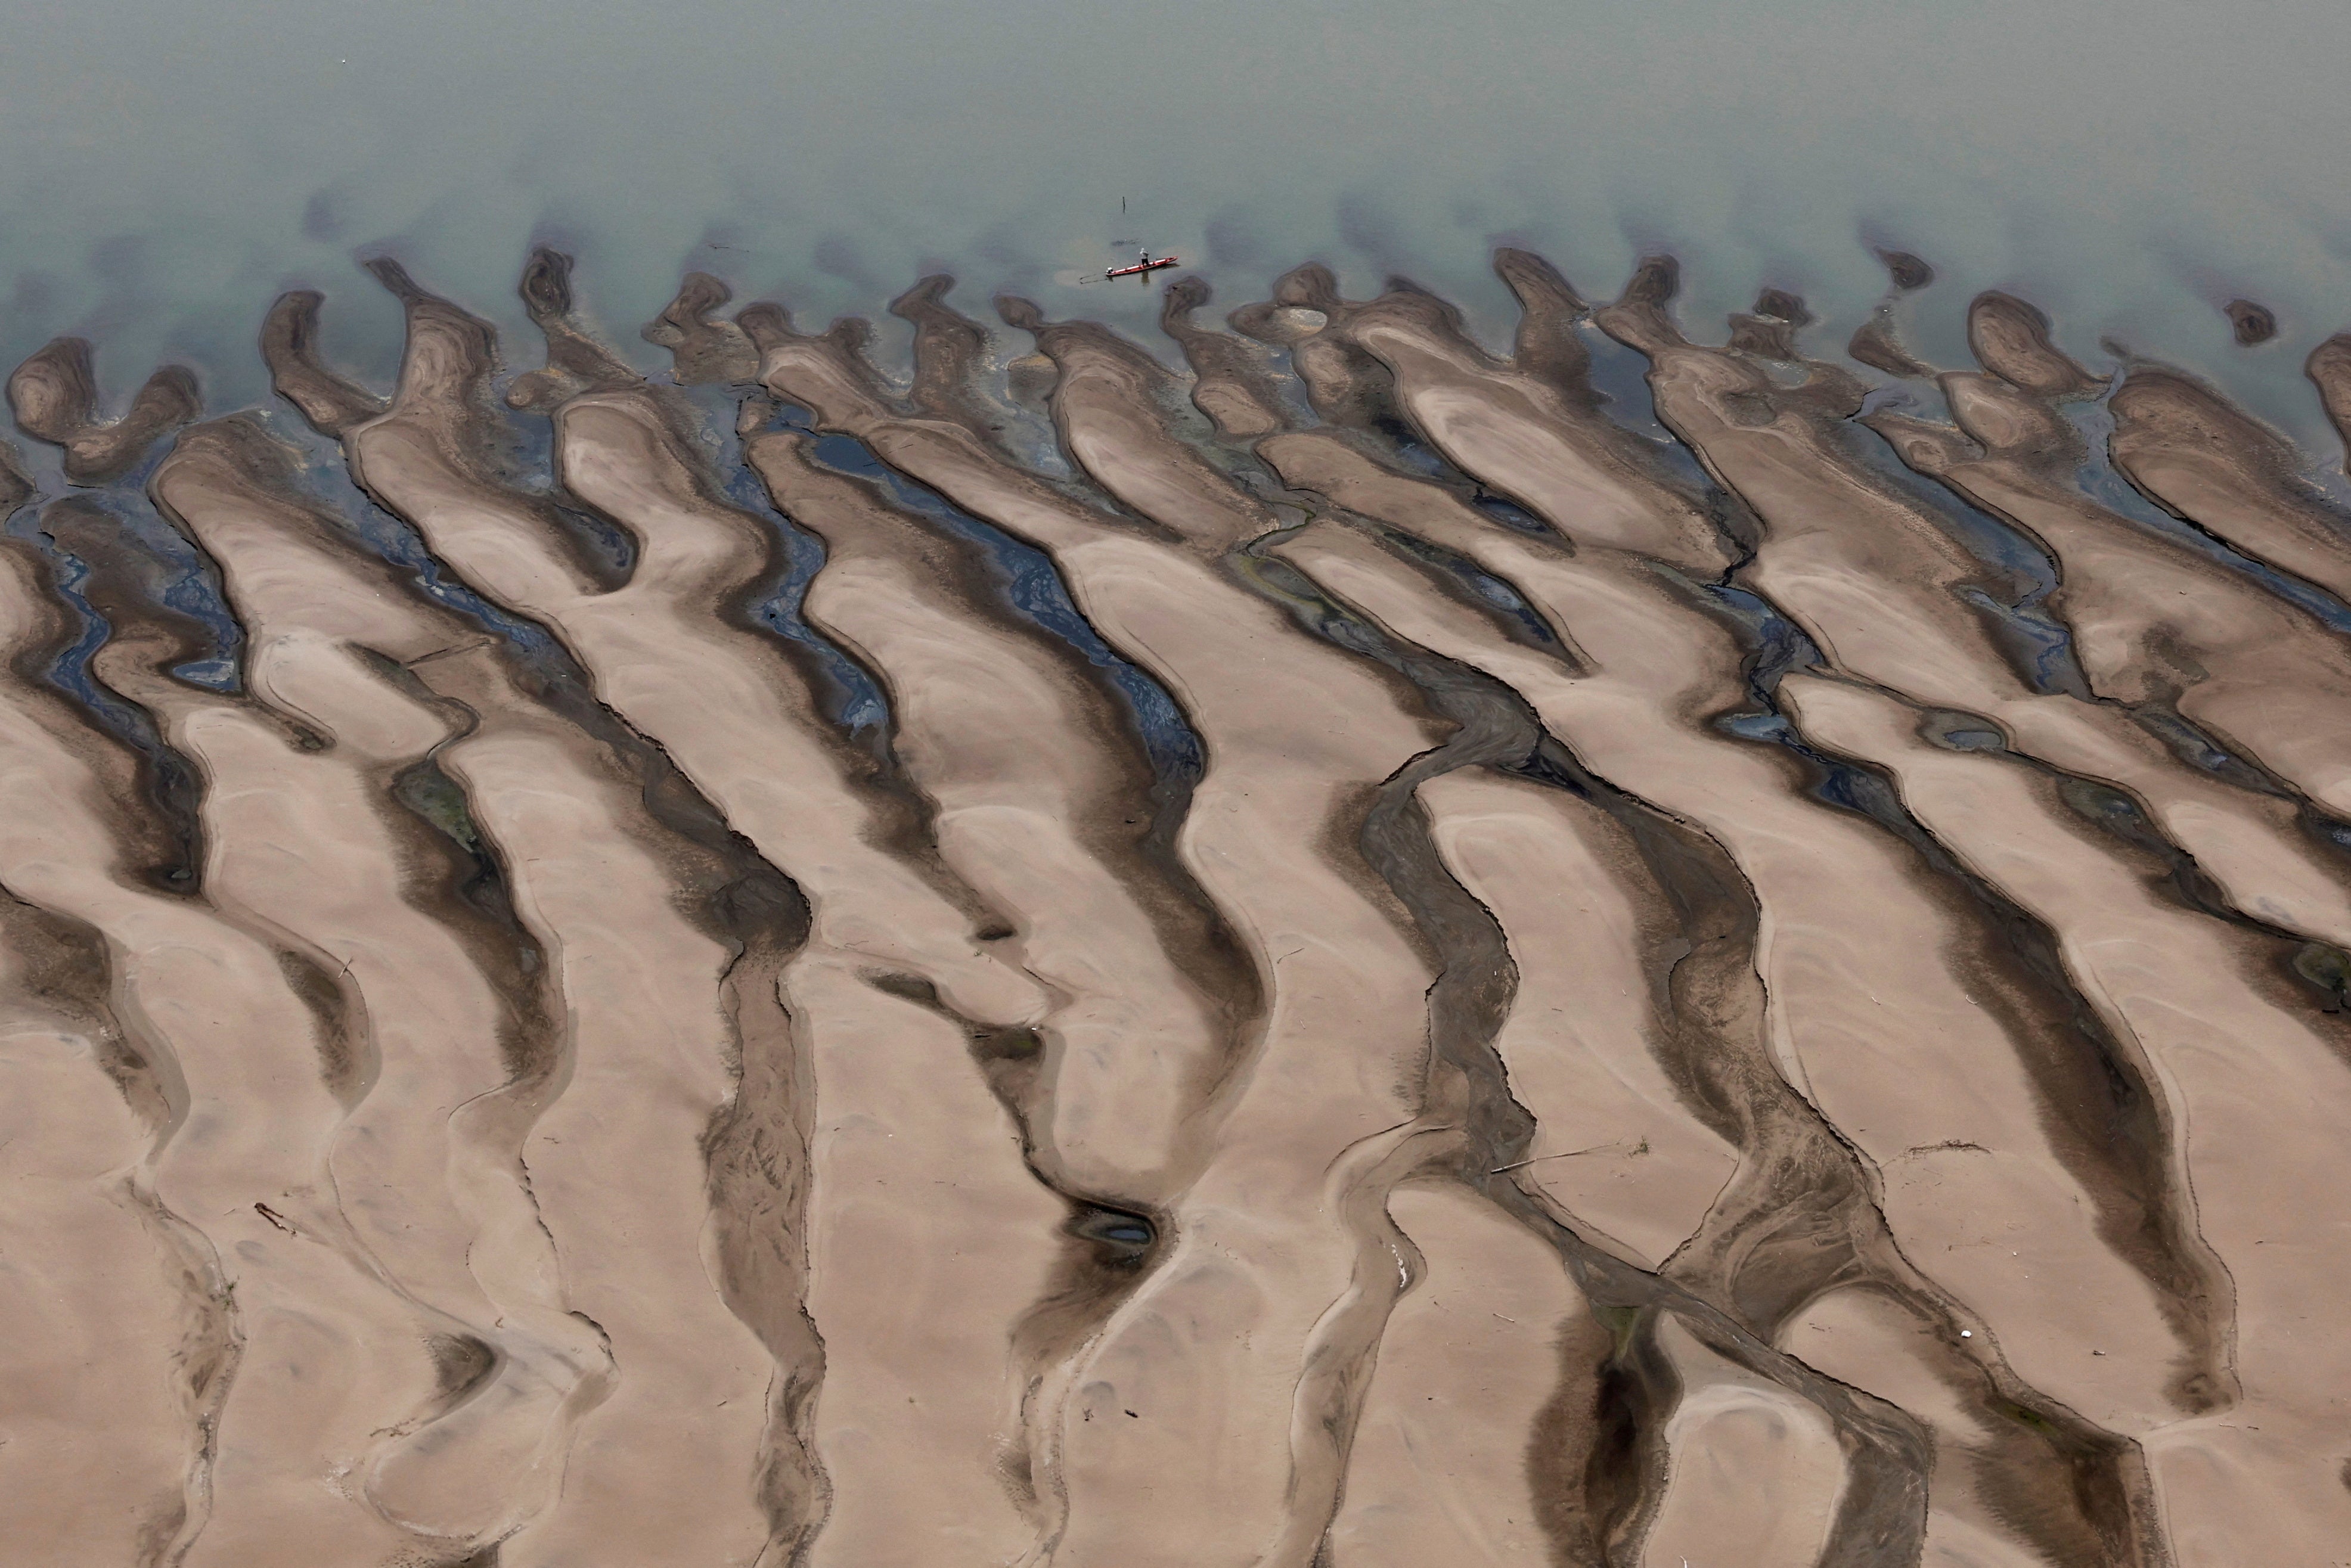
[4,0,2348,452]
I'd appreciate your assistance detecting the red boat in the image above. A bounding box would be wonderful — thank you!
[1105,249,1179,282]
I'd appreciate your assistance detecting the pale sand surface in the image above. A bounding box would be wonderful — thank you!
[1417,767,1739,1268]
[1642,1314,1846,1568]
[145,430,618,1551]
[0,545,439,1566]
[1323,1182,1582,1567]
[1782,673,2351,1558]
[412,665,774,1568]
[350,358,1040,1025]
[318,299,1075,1560]
[1581,284,2351,955]
[1876,371,2351,824]
[1779,1288,2053,1568]
[1273,522,2194,1436]
[34,409,774,1562]
[2108,367,2351,604]
[755,307,1457,1564]
[7,246,2351,1566]
[787,955,1067,1567]
[1317,283,1735,575]
[0,911,190,1564]
[745,434,1222,1204]
[1262,430,2210,1405]
[544,400,1118,1564]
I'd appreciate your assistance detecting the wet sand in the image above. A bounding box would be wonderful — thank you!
[6,244,2351,1567]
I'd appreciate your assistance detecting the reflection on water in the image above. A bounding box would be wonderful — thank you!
[5,0,2351,461]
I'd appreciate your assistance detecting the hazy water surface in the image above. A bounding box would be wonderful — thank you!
[6,0,2351,446]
